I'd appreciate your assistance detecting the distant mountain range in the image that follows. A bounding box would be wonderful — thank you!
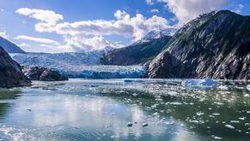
[1,10,249,80]
[148,10,250,79]
[0,36,25,53]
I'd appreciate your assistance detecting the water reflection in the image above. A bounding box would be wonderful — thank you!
[0,79,249,141]
[0,89,21,119]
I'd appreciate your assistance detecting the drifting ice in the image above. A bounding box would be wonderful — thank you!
[247,84,250,91]
[182,78,217,88]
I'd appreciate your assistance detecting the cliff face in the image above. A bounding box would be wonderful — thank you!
[0,47,31,88]
[101,36,171,65]
[148,10,250,79]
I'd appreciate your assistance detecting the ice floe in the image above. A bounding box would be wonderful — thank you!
[247,84,250,91]
[182,78,217,89]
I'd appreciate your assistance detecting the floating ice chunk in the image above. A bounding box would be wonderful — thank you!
[196,112,204,116]
[212,135,223,140]
[230,120,240,123]
[182,78,217,88]
[218,85,229,90]
[247,84,250,91]
[142,123,148,127]
[212,113,220,116]
[225,124,235,129]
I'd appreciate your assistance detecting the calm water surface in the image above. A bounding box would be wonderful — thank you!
[0,79,249,141]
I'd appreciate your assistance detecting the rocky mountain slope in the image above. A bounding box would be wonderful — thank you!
[101,35,171,65]
[22,66,68,81]
[0,47,30,87]
[148,10,250,79]
[0,36,25,53]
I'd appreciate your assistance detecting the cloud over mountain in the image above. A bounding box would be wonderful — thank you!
[16,8,172,52]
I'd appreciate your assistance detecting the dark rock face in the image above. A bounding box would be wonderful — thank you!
[148,10,250,80]
[0,47,31,88]
[22,66,68,81]
[101,36,171,65]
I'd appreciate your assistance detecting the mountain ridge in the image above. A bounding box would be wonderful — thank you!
[0,36,25,53]
[148,10,250,79]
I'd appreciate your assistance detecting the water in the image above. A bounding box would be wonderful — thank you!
[0,79,249,141]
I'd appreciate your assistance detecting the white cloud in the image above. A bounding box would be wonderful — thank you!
[145,0,155,5]
[55,10,169,41]
[147,0,230,24]
[16,8,63,33]
[16,8,172,52]
[233,4,244,14]
[16,8,171,43]
[150,9,160,13]
[15,35,60,46]
[16,8,63,24]
[58,35,116,52]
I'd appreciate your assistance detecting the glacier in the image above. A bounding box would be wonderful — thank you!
[10,53,147,79]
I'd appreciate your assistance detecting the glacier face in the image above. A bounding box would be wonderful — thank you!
[11,53,147,79]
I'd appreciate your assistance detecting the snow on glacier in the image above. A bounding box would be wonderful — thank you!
[10,53,147,79]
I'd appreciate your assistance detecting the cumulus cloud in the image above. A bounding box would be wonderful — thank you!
[16,8,63,32]
[55,10,169,41]
[15,35,60,46]
[57,35,115,52]
[146,0,230,24]
[15,7,174,52]
[16,8,171,52]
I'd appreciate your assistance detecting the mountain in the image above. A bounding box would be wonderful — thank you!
[101,35,172,65]
[148,10,250,80]
[139,28,176,42]
[0,36,25,53]
[0,47,30,87]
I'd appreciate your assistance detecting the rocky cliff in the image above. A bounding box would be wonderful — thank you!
[22,66,68,81]
[148,10,250,79]
[0,47,31,87]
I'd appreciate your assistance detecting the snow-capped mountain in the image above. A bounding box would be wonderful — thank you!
[0,36,25,53]
[140,28,176,43]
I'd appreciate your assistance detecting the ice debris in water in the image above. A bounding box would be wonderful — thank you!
[225,124,235,129]
[127,122,133,127]
[182,78,217,88]
[211,135,223,140]
[217,85,229,90]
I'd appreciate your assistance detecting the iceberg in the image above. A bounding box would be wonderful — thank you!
[182,78,217,89]
[247,84,250,91]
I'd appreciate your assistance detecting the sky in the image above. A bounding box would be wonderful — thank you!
[0,0,249,53]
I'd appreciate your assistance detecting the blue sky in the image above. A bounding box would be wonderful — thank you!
[0,0,249,53]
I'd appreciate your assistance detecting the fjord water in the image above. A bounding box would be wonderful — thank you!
[0,79,249,141]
